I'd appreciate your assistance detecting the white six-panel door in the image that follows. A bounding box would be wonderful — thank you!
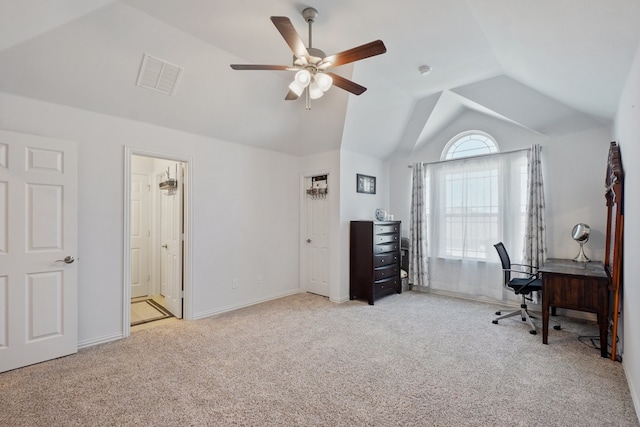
[159,164,182,318]
[130,172,150,298]
[304,176,330,297]
[0,130,77,373]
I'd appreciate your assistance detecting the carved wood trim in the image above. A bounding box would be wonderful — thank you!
[605,141,623,361]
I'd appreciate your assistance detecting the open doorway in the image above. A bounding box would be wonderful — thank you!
[124,148,192,336]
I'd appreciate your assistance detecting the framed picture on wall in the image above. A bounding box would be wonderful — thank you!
[356,174,376,194]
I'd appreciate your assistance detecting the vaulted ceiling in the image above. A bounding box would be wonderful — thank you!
[1,1,639,158]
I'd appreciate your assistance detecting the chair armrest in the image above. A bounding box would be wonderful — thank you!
[511,262,538,270]
[503,268,538,278]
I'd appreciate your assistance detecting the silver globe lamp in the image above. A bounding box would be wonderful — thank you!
[572,223,591,262]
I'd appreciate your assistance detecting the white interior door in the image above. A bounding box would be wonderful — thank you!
[303,176,330,297]
[159,164,182,318]
[130,172,150,298]
[0,130,77,373]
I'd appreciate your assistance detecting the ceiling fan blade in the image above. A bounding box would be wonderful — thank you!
[270,16,309,62]
[321,40,387,68]
[285,89,300,100]
[230,64,290,71]
[326,72,367,95]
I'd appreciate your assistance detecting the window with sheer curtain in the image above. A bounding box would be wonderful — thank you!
[424,134,529,300]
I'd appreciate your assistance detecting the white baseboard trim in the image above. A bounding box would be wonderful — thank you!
[78,332,124,349]
[331,295,351,303]
[192,289,301,320]
[623,363,640,425]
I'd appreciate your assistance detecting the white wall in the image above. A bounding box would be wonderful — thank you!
[614,41,640,417]
[543,128,612,260]
[389,109,612,261]
[190,141,300,317]
[340,149,390,222]
[339,149,389,301]
[0,93,301,346]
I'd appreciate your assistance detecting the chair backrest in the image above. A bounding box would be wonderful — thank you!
[400,237,410,273]
[493,242,512,284]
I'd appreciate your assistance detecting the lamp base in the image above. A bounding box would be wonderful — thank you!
[573,244,590,262]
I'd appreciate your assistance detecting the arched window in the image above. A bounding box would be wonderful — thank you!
[428,130,526,261]
[442,131,499,160]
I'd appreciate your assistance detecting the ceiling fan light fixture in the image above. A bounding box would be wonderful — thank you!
[309,82,324,99]
[295,69,311,87]
[314,73,333,92]
[230,9,386,108]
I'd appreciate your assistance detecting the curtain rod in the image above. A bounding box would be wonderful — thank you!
[407,147,534,168]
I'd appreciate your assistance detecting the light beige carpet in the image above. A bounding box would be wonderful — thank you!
[1,291,638,426]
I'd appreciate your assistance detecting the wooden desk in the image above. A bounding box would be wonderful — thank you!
[540,259,610,358]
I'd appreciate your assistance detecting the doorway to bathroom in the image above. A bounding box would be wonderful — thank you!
[124,148,192,335]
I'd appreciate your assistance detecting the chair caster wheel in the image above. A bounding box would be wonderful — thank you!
[495,311,501,315]
[553,325,562,330]
[529,330,537,335]
[492,320,498,324]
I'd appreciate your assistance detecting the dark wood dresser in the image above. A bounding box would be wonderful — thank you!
[350,221,402,305]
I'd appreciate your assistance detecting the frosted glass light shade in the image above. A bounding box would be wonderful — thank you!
[295,69,311,87]
[314,73,333,92]
[309,82,324,99]
[288,81,304,96]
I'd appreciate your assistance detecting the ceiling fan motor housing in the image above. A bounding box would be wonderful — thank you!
[306,48,326,65]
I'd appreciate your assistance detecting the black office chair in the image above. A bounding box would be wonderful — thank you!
[492,242,542,335]
[400,237,410,269]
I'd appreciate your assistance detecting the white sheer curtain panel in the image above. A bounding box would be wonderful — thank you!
[426,150,529,301]
[409,162,429,288]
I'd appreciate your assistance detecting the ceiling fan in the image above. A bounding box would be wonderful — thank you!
[230,7,387,109]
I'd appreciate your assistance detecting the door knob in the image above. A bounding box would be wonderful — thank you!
[162,244,168,249]
[306,239,311,243]
[55,256,75,264]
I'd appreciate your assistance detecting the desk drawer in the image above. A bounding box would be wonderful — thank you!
[544,275,608,312]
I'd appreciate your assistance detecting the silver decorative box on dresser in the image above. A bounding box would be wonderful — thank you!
[349,221,402,305]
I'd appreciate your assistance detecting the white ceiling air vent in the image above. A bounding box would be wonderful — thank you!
[136,53,183,96]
